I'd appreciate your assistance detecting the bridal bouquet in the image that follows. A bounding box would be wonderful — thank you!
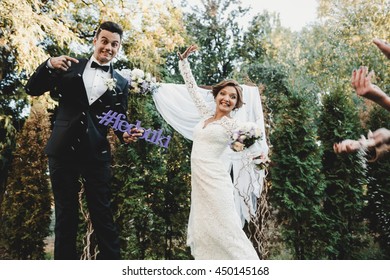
[230,122,262,152]
[118,68,159,95]
[253,153,271,170]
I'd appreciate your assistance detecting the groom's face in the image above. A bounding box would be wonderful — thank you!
[93,29,121,64]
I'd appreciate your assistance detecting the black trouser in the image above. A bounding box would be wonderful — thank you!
[48,157,120,260]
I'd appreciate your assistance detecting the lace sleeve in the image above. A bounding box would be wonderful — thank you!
[179,59,213,117]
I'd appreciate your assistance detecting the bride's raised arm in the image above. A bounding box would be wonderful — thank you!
[178,45,213,118]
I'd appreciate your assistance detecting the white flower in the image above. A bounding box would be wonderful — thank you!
[131,68,145,81]
[145,73,152,82]
[118,69,132,82]
[105,78,117,91]
[254,127,262,138]
[132,85,141,94]
[232,142,245,152]
[118,67,159,95]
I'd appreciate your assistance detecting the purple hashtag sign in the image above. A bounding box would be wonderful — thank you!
[98,110,118,126]
[97,110,171,149]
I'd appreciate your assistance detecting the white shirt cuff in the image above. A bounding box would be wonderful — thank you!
[46,58,54,69]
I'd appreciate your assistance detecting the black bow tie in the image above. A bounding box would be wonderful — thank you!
[91,61,110,72]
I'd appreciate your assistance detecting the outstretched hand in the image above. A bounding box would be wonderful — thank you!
[333,139,363,154]
[177,45,198,60]
[333,129,390,154]
[351,66,377,98]
[373,38,390,60]
[333,132,375,154]
[50,55,79,71]
[351,65,390,110]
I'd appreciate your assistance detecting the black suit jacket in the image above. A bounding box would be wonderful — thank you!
[25,58,129,162]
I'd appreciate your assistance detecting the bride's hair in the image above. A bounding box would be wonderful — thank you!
[212,79,244,109]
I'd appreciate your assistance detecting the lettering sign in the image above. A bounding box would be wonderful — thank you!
[98,110,171,149]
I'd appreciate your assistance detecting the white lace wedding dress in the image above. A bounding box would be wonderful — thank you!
[179,59,259,260]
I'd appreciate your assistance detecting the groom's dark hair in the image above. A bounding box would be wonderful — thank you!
[95,21,123,40]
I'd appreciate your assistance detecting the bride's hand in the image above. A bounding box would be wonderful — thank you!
[178,45,198,60]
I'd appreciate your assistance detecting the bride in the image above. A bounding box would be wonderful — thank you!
[178,45,259,260]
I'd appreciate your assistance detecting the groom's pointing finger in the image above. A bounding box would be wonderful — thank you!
[63,55,79,64]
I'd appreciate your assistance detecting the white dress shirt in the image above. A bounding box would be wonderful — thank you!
[83,57,111,105]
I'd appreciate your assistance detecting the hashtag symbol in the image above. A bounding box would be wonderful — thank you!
[98,110,118,126]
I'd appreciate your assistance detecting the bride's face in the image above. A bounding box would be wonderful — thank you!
[215,86,238,114]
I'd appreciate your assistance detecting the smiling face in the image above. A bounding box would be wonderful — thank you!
[214,86,238,114]
[93,29,121,64]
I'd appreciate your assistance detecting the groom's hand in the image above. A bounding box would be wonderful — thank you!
[123,128,144,143]
[50,55,79,71]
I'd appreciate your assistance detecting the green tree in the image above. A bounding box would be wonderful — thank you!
[282,0,389,95]
[0,99,52,259]
[0,0,80,214]
[365,106,390,259]
[318,89,370,259]
[268,74,327,259]
[313,0,389,258]
[0,116,16,215]
[179,0,248,85]
[271,0,389,259]
[239,10,284,65]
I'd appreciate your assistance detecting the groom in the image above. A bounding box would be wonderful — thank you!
[25,21,141,259]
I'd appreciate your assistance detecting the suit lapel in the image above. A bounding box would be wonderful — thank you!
[75,59,89,106]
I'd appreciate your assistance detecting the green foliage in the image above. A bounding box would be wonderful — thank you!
[0,0,81,74]
[0,103,52,259]
[112,94,192,259]
[319,89,370,259]
[281,0,389,95]
[365,106,390,258]
[311,0,390,259]
[180,0,248,85]
[267,73,327,259]
[0,32,29,207]
[239,11,283,64]
[0,116,17,211]
[267,0,388,259]
[238,62,290,113]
